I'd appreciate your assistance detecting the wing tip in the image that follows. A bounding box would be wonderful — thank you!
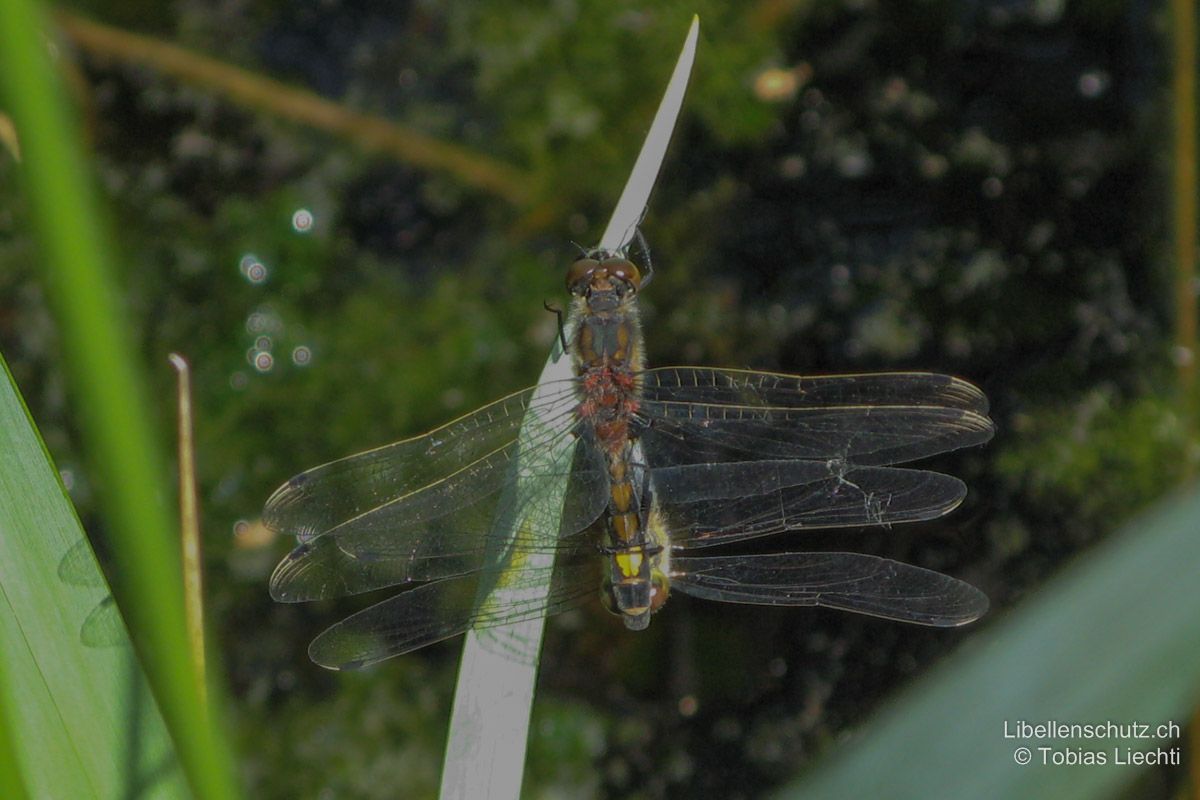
[913,578,990,627]
[309,631,374,671]
[268,541,316,602]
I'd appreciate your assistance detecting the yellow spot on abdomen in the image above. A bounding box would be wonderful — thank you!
[615,550,644,578]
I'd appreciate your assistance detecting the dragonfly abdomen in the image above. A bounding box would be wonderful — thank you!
[577,366,655,628]
[601,442,654,629]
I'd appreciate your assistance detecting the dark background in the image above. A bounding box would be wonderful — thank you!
[1,1,1190,797]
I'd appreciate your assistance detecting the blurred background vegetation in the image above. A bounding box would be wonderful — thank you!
[2,0,1197,797]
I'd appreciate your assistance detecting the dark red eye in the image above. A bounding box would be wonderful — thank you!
[566,258,599,295]
[601,257,641,291]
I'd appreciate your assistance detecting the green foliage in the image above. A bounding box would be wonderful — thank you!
[239,665,451,799]
[996,388,1195,526]
[0,357,187,797]
[0,0,237,795]
[524,700,606,798]
[446,2,782,213]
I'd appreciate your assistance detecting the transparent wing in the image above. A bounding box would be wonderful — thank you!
[653,462,967,548]
[306,554,598,670]
[268,379,609,602]
[640,368,994,467]
[671,551,987,626]
[266,380,579,540]
[638,368,992,547]
[645,367,989,413]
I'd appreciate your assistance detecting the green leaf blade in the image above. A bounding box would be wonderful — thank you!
[0,356,188,799]
[0,2,239,796]
[784,489,1200,800]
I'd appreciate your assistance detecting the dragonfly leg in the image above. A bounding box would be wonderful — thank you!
[635,450,653,529]
[543,300,568,351]
[630,226,654,288]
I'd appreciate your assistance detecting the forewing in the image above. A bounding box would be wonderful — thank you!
[671,551,987,626]
[646,368,990,412]
[265,381,576,539]
[640,367,994,467]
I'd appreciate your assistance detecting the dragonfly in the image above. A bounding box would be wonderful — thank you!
[266,248,994,670]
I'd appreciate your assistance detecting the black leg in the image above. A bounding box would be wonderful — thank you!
[632,227,654,288]
[544,301,568,351]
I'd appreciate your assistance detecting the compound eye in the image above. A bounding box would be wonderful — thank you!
[601,257,641,291]
[566,258,599,295]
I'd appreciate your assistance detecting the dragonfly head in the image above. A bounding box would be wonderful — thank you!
[567,254,642,312]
